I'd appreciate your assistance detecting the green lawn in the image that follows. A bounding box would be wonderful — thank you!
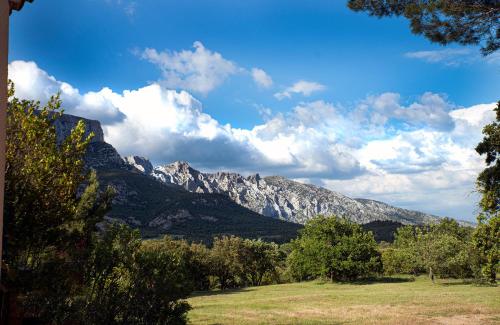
[188,276,500,324]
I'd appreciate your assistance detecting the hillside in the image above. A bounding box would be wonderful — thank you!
[97,168,302,243]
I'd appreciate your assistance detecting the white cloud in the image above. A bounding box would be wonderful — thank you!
[251,68,273,88]
[141,42,238,95]
[274,80,326,100]
[324,102,496,219]
[102,91,364,178]
[105,0,137,16]
[405,48,499,66]
[8,61,125,124]
[9,60,496,221]
[357,92,455,131]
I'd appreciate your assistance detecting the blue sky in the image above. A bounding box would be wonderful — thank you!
[8,0,500,221]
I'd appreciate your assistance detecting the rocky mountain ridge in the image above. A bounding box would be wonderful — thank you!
[55,114,302,243]
[145,161,439,225]
[56,114,440,228]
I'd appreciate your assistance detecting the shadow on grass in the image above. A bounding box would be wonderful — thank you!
[314,276,416,286]
[439,279,498,287]
[190,287,255,298]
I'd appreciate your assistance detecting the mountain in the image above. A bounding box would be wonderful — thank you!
[56,114,302,243]
[54,114,441,242]
[149,161,439,225]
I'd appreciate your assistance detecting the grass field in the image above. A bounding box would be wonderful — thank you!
[188,276,500,324]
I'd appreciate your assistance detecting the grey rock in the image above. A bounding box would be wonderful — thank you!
[125,156,154,174]
[85,142,125,169]
[54,114,104,143]
[151,161,440,225]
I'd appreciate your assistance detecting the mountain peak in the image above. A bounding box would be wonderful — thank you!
[125,156,153,174]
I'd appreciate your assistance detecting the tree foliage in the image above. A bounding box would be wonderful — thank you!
[241,239,281,286]
[3,83,193,324]
[382,219,478,280]
[347,0,500,55]
[287,216,381,281]
[80,225,193,325]
[3,81,114,322]
[473,101,500,284]
[476,101,500,213]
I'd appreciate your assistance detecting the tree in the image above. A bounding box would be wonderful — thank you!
[3,81,113,322]
[143,236,212,292]
[347,1,499,55]
[473,101,500,284]
[81,224,142,324]
[81,225,192,325]
[288,216,381,281]
[383,219,477,280]
[186,242,212,291]
[241,239,280,286]
[209,236,245,289]
[381,226,424,276]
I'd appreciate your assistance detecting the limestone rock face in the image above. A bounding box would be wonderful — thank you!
[55,114,126,170]
[125,156,154,175]
[150,161,439,225]
[85,142,125,169]
[54,114,104,143]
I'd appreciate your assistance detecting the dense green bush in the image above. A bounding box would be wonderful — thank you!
[287,216,382,281]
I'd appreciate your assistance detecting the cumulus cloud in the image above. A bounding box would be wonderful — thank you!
[8,61,125,124]
[274,80,325,100]
[9,60,495,221]
[141,42,238,95]
[102,90,364,179]
[324,102,496,219]
[251,68,273,88]
[356,92,455,131]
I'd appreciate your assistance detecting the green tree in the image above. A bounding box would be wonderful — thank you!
[81,224,141,324]
[143,236,212,291]
[473,101,500,283]
[381,226,424,276]
[187,242,212,291]
[3,81,113,322]
[241,239,280,286]
[383,219,476,280]
[210,236,245,289]
[81,225,192,325]
[288,216,381,281]
[347,1,499,55]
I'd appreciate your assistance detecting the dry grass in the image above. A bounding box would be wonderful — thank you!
[187,276,500,324]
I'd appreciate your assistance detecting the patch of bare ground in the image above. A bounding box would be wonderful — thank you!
[206,304,498,324]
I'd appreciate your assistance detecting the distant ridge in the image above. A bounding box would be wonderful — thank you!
[146,160,440,225]
[56,114,444,243]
